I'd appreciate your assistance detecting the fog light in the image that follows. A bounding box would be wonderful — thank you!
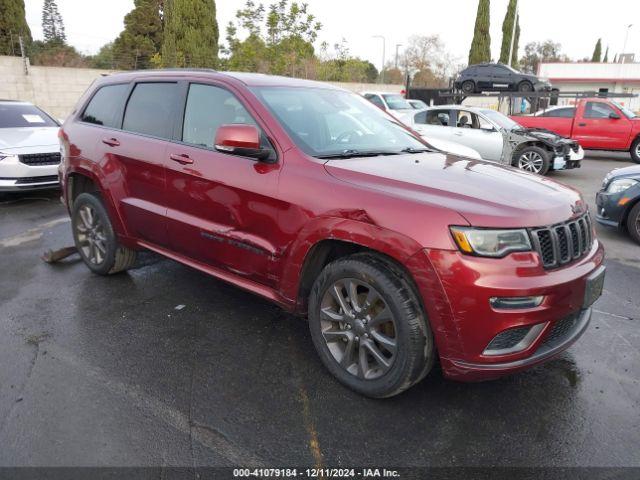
[490,296,544,310]
[483,323,546,356]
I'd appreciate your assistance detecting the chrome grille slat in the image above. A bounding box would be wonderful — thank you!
[531,213,593,269]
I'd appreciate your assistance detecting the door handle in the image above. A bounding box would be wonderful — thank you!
[578,123,587,127]
[169,153,193,165]
[102,137,120,147]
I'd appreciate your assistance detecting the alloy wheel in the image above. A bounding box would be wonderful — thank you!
[518,151,544,173]
[636,142,640,159]
[319,278,397,380]
[75,205,107,265]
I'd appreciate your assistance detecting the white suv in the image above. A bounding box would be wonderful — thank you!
[0,100,61,191]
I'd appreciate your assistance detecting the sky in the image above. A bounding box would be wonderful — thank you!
[24,0,640,70]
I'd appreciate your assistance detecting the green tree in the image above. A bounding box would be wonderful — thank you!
[29,40,88,67]
[603,46,609,62]
[89,42,115,69]
[591,38,602,62]
[510,16,520,69]
[161,0,219,68]
[42,0,66,44]
[0,0,32,55]
[499,0,517,64]
[112,0,163,69]
[468,0,491,65]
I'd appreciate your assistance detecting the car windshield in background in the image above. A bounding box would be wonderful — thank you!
[612,101,638,119]
[252,87,426,157]
[382,94,413,110]
[0,103,58,128]
[480,109,521,130]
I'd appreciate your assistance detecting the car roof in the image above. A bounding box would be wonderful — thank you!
[0,99,32,105]
[97,69,344,91]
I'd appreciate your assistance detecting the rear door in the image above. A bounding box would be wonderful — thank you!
[489,65,512,90]
[574,100,632,149]
[411,108,455,142]
[164,81,282,287]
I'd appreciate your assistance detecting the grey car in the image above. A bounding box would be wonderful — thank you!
[400,105,584,175]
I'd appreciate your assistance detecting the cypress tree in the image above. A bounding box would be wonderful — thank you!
[42,0,66,43]
[499,0,517,64]
[603,46,609,62]
[112,0,163,69]
[0,0,32,55]
[468,0,491,65]
[591,38,602,62]
[510,16,520,69]
[161,0,219,68]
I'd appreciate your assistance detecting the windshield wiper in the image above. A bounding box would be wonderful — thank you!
[316,149,401,159]
[400,146,432,154]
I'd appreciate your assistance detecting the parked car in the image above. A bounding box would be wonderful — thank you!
[454,63,552,94]
[0,100,61,191]
[512,98,640,163]
[59,70,605,397]
[596,165,640,244]
[401,105,584,175]
[407,99,428,110]
[361,91,414,115]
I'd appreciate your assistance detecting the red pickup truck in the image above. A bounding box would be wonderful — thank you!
[511,98,640,163]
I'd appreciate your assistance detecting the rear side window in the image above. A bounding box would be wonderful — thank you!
[541,107,575,118]
[182,83,257,148]
[122,83,178,138]
[81,84,129,128]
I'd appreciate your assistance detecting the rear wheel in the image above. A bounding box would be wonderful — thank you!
[72,192,137,275]
[626,202,640,245]
[514,145,551,175]
[631,137,640,164]
[308,254,434,398]
[461,80,475,94]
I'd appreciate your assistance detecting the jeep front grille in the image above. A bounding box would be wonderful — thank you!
[530,213,593,269]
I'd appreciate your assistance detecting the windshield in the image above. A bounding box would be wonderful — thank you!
[382,94,413,110]
[480,109,521,130]
[612,101,638,119]
[251,87,427,157]
[410,100,428,109]
[0,103,58,128]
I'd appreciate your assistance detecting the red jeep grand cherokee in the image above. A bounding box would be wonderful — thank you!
[58,70,605,397]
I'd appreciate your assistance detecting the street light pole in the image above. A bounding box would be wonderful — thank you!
[508,0,519,67]
[395,43,403,69]
[373,35,386,84]
[621,24,633,64]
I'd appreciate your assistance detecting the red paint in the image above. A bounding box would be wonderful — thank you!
[215,124,261,150]
[512,98,640,151]
[59,70,605,381]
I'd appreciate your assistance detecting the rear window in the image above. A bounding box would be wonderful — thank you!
[122,83,178,139]
[81,84,129,128]
[0,103,58,128]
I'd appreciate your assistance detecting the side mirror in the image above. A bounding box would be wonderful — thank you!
[609,112,621,120]
[481,126,497,132]
[214,124,272,161]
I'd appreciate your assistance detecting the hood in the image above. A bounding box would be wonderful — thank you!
[606,165,640,180]
[0,127,60,152]
[515,127,575,147]
[324,152,586,228]
[423,137,482,161]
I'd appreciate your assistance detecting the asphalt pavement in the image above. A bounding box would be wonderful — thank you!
[0,153,638,476]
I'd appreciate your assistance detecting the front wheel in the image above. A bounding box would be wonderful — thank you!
[631,137,640,164]
[518,81,534,92]
[308,254,434,398]
[72,192,137,275]
[626,202,640,245]
[514,146,551,175]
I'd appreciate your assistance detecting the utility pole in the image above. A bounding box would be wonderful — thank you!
[18,35,28,75]
[395,44,403,69]
[508,0,519,67]
[373,35,386,84]
[621,24,633,63]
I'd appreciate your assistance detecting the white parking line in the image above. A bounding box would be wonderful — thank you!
[0,217,70,248]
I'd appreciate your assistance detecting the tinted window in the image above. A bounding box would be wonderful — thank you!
[584,102,617,119]
[182,84,257,148]
[365,94,385,109]
[0,103,58,128]
[541,107,575,118]
[81,84,129,128]
[122,83,177,138]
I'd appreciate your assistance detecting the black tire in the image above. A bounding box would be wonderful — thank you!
[631,137,640,164]
[461,80,475,94]
[518,81,534,92]
[513,145,551,175]
[308,254,434,398]
[71,192,137,275]
[626,202,640,245]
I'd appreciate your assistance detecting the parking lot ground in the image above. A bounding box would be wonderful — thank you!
[0,154,639,473]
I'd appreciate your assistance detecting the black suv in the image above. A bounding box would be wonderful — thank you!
[455,63,552,94]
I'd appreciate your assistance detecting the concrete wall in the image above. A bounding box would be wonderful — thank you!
[0,56,404,119]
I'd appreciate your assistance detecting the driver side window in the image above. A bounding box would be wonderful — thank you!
[584,102,617,119]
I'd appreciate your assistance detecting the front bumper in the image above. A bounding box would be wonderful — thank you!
[405,239,605,382]
[552,146,584,171]
[0,152,60,191]
[595,189,630,228]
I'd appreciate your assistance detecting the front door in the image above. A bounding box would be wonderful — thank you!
[574,101,632,150]
[164,82,282,287]
[450,110,504,162]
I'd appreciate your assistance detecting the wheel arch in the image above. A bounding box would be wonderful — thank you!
[511,141,553,165]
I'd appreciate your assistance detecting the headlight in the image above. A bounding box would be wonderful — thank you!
[451,227,532,258]
[607,178,638,194]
